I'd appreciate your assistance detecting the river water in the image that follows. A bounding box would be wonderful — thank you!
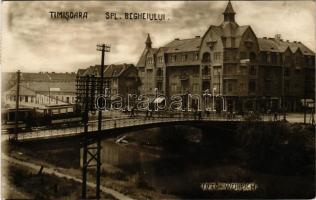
[81,126,247,197]
[15,124,315,199]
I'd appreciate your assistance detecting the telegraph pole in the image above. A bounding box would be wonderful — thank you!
[96,43,110,199]
[81,75,90,199]
[80,44,110,199]
[282,59,287,121]
[14,70,21,140]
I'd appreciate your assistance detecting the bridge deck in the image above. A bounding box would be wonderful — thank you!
[3,113,312,142]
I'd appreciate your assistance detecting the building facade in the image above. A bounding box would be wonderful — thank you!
[3,72,77,109]
[77,63,140,97]
[136,1,315,112]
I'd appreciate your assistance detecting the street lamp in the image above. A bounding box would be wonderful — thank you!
[154,87,158,98]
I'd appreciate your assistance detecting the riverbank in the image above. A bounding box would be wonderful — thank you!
[2,144,177,200]
[2,154,121,199]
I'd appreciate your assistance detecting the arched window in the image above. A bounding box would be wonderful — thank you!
[202,52,211,63]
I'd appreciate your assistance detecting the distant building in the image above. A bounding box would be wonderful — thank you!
[3,72,77,108]
[77,63,140,96]
[136,1,315,112]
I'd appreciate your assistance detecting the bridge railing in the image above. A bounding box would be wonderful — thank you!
[10,111,260,141]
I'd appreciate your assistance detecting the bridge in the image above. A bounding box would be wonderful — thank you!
[3,112,313,142]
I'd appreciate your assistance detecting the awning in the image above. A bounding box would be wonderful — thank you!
[154,97,165,104]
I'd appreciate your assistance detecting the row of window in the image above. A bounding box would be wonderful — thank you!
[261,53,315,66]
[169,53,199,63]
[223,65,257,76]
[201,52,222,63]
[150,51,314,66]
[170,83,200,93]
[223,80,256,93]
[6,95,76,104]
[169,80,258,94]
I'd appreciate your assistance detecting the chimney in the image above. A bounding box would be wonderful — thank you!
[275,34,282,40]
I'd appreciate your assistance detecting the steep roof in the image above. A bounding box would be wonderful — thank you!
[234,25,250,37]
[77,69,86,76]
[162,38,201,53]
[275,40,314,55]
[6,81,76,95]
[20,72,76,82]
[6,85,36,96]
[104,64,134,78]
[79,64,136,78]
[136,48,158,67]
[136,49,148,67]
[86,65,104,76]
[258,37,314,55]
[258,38,280,52]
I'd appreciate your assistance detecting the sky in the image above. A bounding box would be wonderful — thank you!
[1,1,315,73]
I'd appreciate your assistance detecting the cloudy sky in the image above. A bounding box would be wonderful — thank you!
[1,1,315,73]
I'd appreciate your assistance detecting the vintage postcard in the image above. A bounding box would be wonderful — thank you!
[1,0,315,199]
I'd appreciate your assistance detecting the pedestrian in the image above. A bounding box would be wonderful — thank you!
[273,112,278,121]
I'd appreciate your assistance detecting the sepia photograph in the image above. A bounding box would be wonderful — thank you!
[1,0,315,199]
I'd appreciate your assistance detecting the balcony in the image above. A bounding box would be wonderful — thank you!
[202,74,210,80]
[222,74,241,79]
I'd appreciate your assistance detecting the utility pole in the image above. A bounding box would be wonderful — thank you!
[304,79,307,124]
[96,44,110,199]
[79,44,110,199]
[14,70,21,140]
[81,75,90,199]
[282,59,287,121]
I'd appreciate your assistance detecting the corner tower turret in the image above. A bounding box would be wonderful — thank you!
[222,0,238,28]
[145,33,152,49]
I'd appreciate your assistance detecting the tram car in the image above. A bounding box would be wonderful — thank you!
[2,104,82,133]
[2,108,35,133]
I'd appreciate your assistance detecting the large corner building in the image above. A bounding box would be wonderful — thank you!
[136,1,315,112]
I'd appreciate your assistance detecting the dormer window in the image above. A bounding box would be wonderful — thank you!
[207,40,217,50]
